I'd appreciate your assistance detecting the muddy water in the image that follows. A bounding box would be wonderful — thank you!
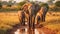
[14,28,28,34]
[8,23,56,34]
[13,26,56,34]
[8,25,56,34]
[14,28,40,34]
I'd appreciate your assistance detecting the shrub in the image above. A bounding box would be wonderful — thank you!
[55,1,60,7]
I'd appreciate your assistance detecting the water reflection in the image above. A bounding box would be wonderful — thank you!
[14,28,40,34]
[14,29,20,34]
[14,28,28,34]
[35,29,39,34]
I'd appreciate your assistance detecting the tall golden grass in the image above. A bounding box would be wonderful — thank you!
[0,12,19,30]
[0,11,60,34]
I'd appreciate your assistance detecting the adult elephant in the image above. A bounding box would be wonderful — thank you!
[42,6,49,22]
[18,2,41,25]
[35,4,49,24]
[18,2,35,25]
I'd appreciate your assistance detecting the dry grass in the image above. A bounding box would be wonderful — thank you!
[0,12,19,30]
[0,11,60,34]
[44,12,60,34]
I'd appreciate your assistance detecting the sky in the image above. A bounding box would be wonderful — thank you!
[1,0,59,3]
[2,0,23,2]
[1,0,49,3]
[1,0,48,2]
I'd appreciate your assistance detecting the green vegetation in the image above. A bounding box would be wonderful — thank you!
[55,1,60,7]
[0,30,7,34]
[0,0,60,12]
[0,2,2,9]
[40,3,49,10]
[18,1,26,6]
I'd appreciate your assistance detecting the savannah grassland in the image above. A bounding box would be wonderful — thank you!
[0,11,60,34]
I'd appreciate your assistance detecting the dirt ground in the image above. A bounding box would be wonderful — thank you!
[0,11,60,34]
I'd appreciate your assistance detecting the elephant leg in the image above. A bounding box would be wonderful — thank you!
[21,12,25,26]
[31,16,35,29]
[37,16,41,25]
[18,11,23,25]
[42,14,46,22]
[35,15,40,24]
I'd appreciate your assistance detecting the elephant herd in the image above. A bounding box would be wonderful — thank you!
[18,2,49,25]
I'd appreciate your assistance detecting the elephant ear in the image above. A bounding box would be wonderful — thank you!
[31,5,35,15]
[29,4,41,16]
[35,4,41,15]
[28,4,35,16]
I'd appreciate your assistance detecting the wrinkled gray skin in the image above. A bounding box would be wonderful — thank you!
[42,6,48,22]
[29,3,41,23]
[19,2,48,25]
[28,3,41,29]
[31,3,41,16]
[35,6,48,25]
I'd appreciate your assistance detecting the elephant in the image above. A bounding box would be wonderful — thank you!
[18,2,34,25]
[35,6,49,24]
[18,2,42,25]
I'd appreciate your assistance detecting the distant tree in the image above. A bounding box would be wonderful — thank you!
[19,1,26,6]
[7,0,13,7]
[47,0,55,5]
[13,1,16,4]
[55,1,60,7]
[24,0,29,2]
[0,1,2,9]
[40,3,49,9]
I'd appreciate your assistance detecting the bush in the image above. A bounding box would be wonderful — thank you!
[0,30,7,34]
[40,3,49,11]
[49,7,60,11]
[55,1,60,7]
[0,3,2,9]
[18,1,26,6]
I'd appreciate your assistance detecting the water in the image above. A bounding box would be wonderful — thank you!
[35,29,39,34]
[14,28,28,34]
[14,29,20,34]
[14,28,41,34]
